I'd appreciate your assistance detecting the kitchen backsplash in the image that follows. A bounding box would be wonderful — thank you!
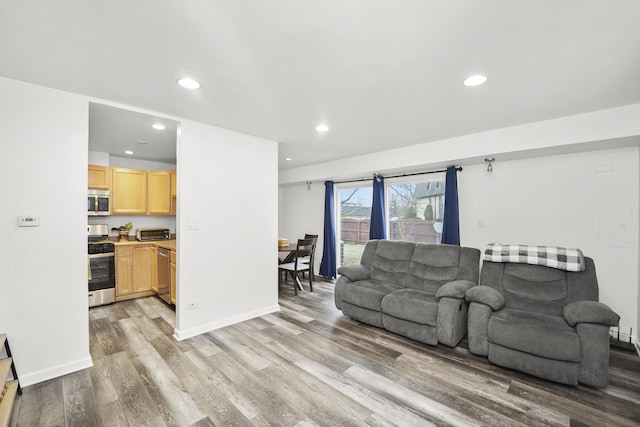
[87,216,176,237]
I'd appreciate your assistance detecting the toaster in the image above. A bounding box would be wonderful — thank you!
[136,228,171,241]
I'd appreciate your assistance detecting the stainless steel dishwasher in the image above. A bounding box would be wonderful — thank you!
[157,247,171,304]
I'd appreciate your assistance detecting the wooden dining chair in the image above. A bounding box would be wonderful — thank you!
[301,233,318,280]
[278,238,316,295]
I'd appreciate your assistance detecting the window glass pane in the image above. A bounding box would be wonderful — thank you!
[388,178,445,244]
[339,186,372,266]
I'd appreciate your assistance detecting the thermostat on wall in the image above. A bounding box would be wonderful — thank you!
[18,215,40,227]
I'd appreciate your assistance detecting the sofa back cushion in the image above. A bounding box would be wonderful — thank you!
[369,240,415,286]
[360,240,380,269]
[480,257,599,316]
[406,244,480,293]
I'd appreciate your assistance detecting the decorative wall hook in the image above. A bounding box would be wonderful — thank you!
[306,181,312,190]
[485,157,495,172]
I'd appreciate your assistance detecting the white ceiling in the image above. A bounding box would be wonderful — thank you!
[89,103,178,164]
[1,1,639,170]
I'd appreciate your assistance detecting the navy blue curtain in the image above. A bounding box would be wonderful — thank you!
[369,176,386,240]
[441,166,460,245]
[319,181,337,279]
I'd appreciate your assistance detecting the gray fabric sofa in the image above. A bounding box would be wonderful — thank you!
[335,240,481,347]
[465,258,620,388]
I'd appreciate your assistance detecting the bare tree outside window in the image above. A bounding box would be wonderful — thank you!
[388,179,445,244]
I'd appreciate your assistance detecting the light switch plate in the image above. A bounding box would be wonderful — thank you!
[18,215,40,227]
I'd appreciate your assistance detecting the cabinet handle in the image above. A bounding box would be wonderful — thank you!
[158,252,168,257]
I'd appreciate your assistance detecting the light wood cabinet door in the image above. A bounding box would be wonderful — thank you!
[147,171,171,215]
[112,168,147,214]
[170,263,176,304]
[115,247,133,296]
[133,246,152,293]
[170,170,177,216]
[88,165,111,189]
[170,251,176,305]
[151,246,158,292]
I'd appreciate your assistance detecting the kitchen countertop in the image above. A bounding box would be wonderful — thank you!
[110,238,176,251]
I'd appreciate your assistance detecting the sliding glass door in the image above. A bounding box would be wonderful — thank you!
[338,185,372,266]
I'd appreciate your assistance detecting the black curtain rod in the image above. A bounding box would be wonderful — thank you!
[332,166,462,185]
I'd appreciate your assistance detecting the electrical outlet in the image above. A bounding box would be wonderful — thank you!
[186,301,198,310]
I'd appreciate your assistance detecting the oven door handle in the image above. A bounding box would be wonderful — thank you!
[88,253,115,259]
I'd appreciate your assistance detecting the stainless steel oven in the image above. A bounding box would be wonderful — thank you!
[88,189,111,216]
[88,224,115,307]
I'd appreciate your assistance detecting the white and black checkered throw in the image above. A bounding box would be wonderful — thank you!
[484,243,586,272]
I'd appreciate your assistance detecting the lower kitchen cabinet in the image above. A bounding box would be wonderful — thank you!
[133,246,152,293]
[151,246,158,292]
[115,247,134,296]
[170,250,176,304]
[115,244,155,301]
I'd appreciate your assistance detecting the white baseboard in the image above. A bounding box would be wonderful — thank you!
[173,304,281,341]
[19,356,94,387]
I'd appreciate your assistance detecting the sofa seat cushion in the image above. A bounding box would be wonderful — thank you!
[488,308,580,362]
[381,289,438,326]
[341,280,403,311]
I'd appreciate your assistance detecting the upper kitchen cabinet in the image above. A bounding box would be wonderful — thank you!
[170,170,177,215]
[147,171,172,215]
[88,165,111,190]
[112,168,147,214]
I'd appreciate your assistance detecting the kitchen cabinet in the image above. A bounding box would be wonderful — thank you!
[115,246,134,296]
[170,170,177,215]
[110,167,176,216]
[170,170,177,197]
[150,246,158,292]
[115,244,154,301]
[88,165,111,190]
[112,168,147,214]
[170,250,176,304]
[133,246,152,293]
[147,171,171,215]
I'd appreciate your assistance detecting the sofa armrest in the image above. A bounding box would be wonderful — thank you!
[465,286,505,311]
[337,264,370,282]
[435,280,476,301]
[563,301,620,327]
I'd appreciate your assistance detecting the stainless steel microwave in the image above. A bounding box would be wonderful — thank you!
[88,189,110,216]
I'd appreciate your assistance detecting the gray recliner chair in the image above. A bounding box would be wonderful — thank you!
[465,256,620,388]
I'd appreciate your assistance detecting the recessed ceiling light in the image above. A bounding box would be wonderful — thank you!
[152,124,165,130]
[285,157,292,161]
[125,150,134,155]
[463,75,487,87]
[177,78,200,89]
[316,124,329,132]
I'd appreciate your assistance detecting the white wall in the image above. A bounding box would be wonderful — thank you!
[458,148,638,340]
[108,155,176,171]
[279,147,640,344]
[175,120,280,339]
[278,182,325,273]
[0,77,92,386]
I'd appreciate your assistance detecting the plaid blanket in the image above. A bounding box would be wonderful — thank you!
[484,243,586,272]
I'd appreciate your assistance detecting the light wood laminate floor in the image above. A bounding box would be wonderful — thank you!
[10,280,640,426]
